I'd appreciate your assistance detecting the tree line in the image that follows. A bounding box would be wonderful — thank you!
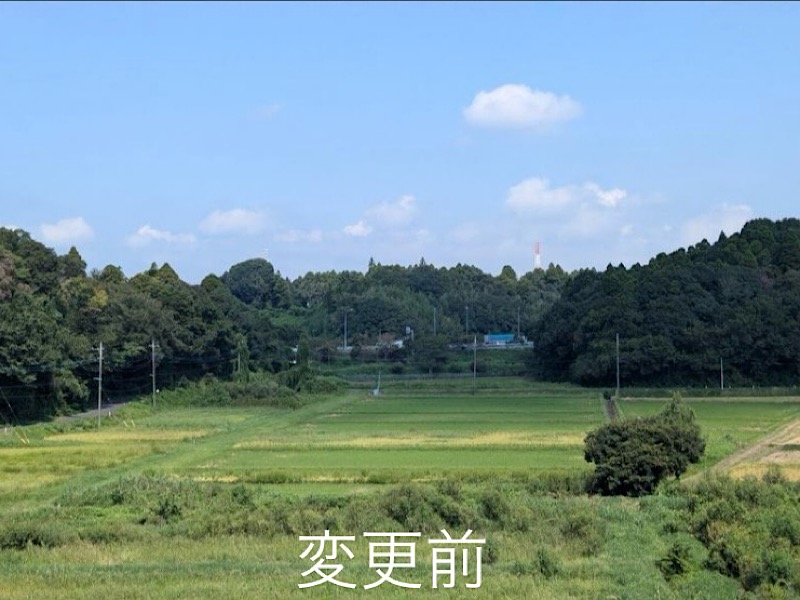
[3,217,800,421]
[531,218,800,387]
[0,227,567,421]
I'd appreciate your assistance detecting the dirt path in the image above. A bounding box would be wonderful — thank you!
[54,401,130,423]
[604,396,619,421]
[686,417,800,482]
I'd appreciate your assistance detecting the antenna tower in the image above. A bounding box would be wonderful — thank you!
[534,242,543,271]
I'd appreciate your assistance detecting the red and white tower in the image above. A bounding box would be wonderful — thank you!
[534,241,543,271]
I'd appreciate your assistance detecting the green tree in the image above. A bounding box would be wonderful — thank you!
[498,264,517,284]
[0,291,88,419]
[584,394,704,496]
[296,334,310,367]
[222,258,289,308]
[58,246,87,280]
[412,334,450,374]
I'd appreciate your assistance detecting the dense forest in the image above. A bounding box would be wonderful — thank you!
[2,217,800,422]
[0,226,566,421]
[532,218,800,387]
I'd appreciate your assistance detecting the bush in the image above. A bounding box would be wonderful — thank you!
[535,546,561,578]
[342,496,397,534]
[657,541,692,579]
[559,509,605,556]
[677,475,800,594]
[584,393,705,496]
[381,485,446,533]
[146,497,182,525]
[301,375,346,395]
[389,362,405,375]
[479,488,530,531]
[0,517,77,550]
[154,375,300,408]
[527,471,592,496]
[379,483,485,534]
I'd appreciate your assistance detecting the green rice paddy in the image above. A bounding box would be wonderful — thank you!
[1,378,798,598]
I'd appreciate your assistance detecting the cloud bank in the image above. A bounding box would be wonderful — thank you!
[127,225,196,247]
[343,195,418,237]
[506,178,627,214]
[365,194,417,226]
[342,220,373,237]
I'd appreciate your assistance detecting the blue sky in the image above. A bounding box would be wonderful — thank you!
[1,2,798,283]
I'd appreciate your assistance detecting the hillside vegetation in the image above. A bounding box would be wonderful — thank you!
[533,218,800,387]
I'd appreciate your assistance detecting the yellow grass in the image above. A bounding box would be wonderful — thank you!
[0,473,62,493]
[761,449,800,465]
[0,445,149,464]
[729,463,800,481]
[0,444,154,497]
[234,431,585,450]
[728,441,800,480]
[45,429,211,443]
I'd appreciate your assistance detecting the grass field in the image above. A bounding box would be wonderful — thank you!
[1,378,798,598]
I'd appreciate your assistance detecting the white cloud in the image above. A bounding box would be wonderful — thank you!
[343,220,373,237]
[507,178,627,214]
[275,229,324,243]
[464,84,582,128]
[127,225,196,247]
[506,178,575,213]
[40,217,94,245]
[342,194,419,239]
[366,195,417,226]
[199,209,265,235]
[681,204,752,246]
[584,182,627,208]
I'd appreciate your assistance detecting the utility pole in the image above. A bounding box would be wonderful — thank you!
[720,357,724,390]
[472,334,477,395]
[517,306,521,343]
[97,342,103,428]
[151,338,158,407]
[615,333,620,398]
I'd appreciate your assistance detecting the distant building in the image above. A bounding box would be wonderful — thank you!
[484,333,515,346]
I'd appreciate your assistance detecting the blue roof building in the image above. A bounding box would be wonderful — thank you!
[484,333,515,346]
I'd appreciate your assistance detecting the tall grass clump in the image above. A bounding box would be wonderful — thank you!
[152,374,302,409]
[0,518,75,550]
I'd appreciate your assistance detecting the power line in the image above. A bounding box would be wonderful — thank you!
[0,356,97,376]
[0,387,29,444]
